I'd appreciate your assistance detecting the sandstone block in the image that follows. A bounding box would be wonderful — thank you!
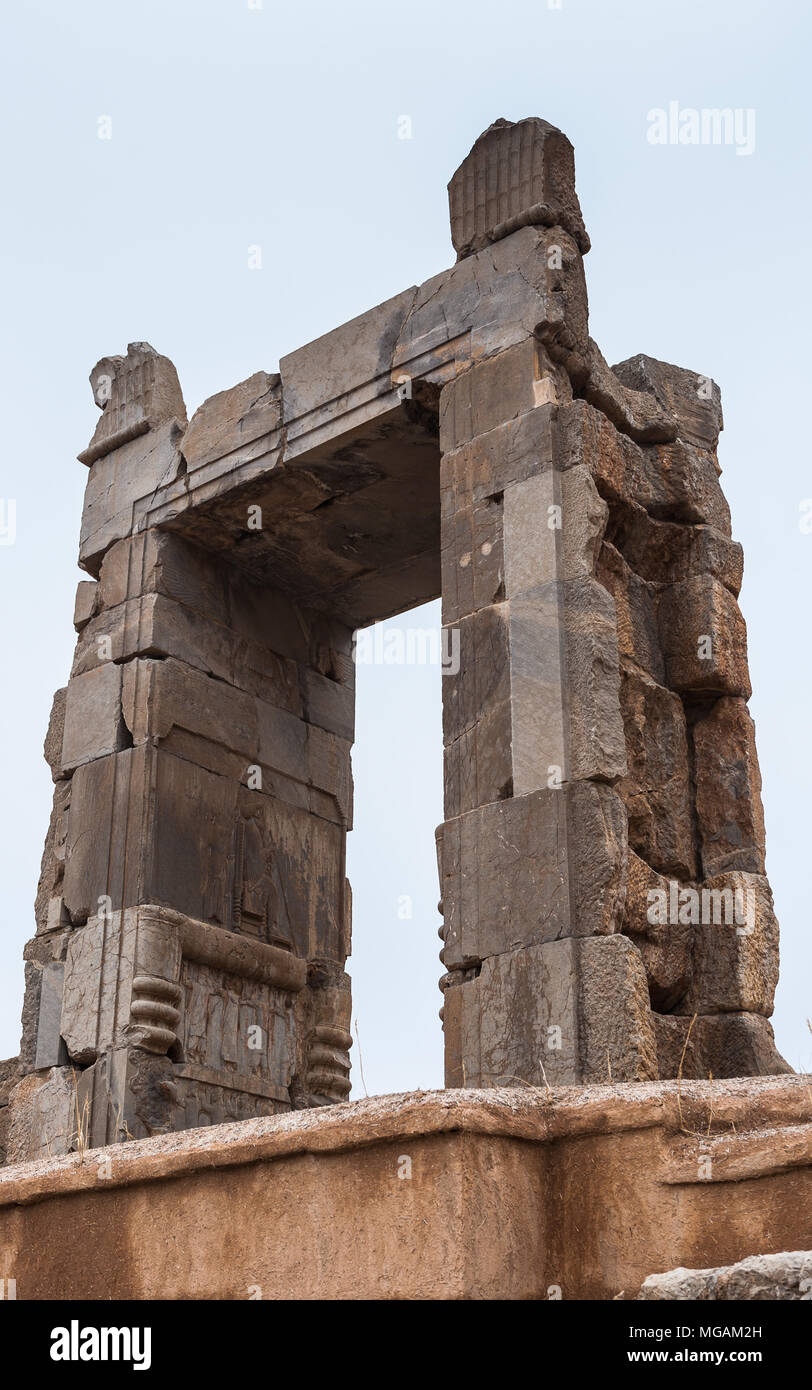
[692,697,765,877]
[659,576,751,697]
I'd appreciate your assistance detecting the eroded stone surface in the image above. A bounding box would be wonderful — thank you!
[6,114,789,1168]
[638,1251,812,1301]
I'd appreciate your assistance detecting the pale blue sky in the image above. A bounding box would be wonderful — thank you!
[1,0,810,1089]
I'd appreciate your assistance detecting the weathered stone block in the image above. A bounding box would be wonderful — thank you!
[659,575,751,697]
[61,663,127,773]
[34,781,70,933]
[605,498,742,596]
[616,667,697,878]
[677,873,779,1017]
[441,403,556,511]
[612,354,723,452]
[181,371,281,471]
[578,934,658,1082]
[596,542,664,682]
[4,1069,76,1163]
[639,1251,812,1302]
[444,939,580,1088]
[554,400,730,531]
[79,341,187,468]
[623,851,693,1012]
[504,464,608,593]
[73,580,99,631]
[33,962,67,1070]
[43,686,67,781]
[653,1011,790,1080]
[692,697,765,877]
[448,116,590,259]
[440,782,627,968]
[558,578,626,783]
[439,338,539,454]
[80,419,185,575]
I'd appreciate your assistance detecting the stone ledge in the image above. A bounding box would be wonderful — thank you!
[1,1076,808,1207]
[1,1078,810,1299]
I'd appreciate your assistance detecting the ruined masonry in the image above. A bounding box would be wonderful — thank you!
[0,116,790,1163]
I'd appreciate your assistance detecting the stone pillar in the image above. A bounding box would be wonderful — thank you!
[438,118,788,1087]
[7,346,353,1162]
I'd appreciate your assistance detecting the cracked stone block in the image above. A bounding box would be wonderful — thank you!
[616,666,697,879]
[623,851,693,1012]
[612,354,723,452]
[443,938,580,1088]
[61,663,127,773]
[692,697,766,877]
[596,542,664,683]
[675,873,779,1017]
[651,1011,791,1081]
[605,498,742,596]
[181,370,281,472]
[5,1068,76,1163]
[659,575,751,697]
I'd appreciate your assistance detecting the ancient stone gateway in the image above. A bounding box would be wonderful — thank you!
[1,116,790,1164]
